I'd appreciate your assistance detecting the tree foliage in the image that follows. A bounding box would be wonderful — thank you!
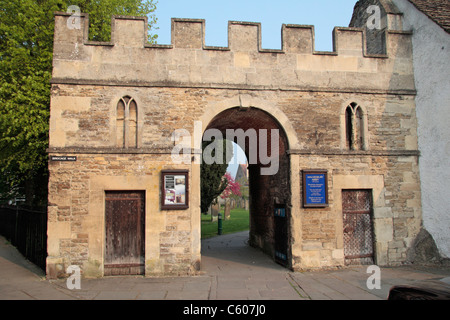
[0,0,158,205]
[220,172,241,199]
[200,139,234,214]
[73,0,158,42]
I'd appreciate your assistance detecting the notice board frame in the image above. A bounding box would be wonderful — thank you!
[161,170,189,210]
[302,169,329,208]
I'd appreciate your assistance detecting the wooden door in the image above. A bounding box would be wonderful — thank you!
[342,190,374,265]
[105,191,145,275]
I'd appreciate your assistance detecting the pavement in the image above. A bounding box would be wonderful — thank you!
[1,231,450,301]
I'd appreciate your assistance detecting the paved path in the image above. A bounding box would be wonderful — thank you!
[1,232,449,300]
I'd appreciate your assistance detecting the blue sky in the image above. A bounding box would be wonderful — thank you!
[154,0,358,52]
[153,0,358,176]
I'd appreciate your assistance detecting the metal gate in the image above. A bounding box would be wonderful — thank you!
[342,190,374,265]
[105,191,145,275]
[274,205,289,267]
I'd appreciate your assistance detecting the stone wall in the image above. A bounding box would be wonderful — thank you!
[391,0,450,259]
[350,0,404,55]
[47,6,421,277]
[47,151,198,277]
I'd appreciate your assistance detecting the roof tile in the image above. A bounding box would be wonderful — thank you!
[408,0,450,33]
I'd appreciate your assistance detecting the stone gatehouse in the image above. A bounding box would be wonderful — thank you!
[47,2,422,278]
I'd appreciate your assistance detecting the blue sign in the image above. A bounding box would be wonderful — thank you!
[303,171,328,207]
[275,251,287,261]
[274,208,286,217]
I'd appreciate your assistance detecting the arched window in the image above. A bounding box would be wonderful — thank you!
[344,102,367,151]
[116,96,138,148]
[345,105,353,150]
[128,99,137,148]
[116,99,125,148]
[355,106,363,149]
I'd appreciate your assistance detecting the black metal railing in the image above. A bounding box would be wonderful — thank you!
[0,205,47,270]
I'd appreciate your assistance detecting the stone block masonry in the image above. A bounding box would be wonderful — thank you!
[47,1,422,278]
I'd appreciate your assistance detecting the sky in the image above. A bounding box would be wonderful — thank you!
[153,0,359,176]
[154,0,358,51]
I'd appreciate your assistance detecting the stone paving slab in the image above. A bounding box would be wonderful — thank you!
[1,233,450,301]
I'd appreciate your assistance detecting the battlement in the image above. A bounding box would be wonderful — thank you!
[52,12,415,94]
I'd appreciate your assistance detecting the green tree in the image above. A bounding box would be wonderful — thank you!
[200,139,234,214]
[0,0,158,205]
[74,0,158,42]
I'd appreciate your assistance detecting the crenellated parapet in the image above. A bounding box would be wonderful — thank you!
[47,4,423,278]
[52,12,415,94]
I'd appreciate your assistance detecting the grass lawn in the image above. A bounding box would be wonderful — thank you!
[201,208,249,239]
